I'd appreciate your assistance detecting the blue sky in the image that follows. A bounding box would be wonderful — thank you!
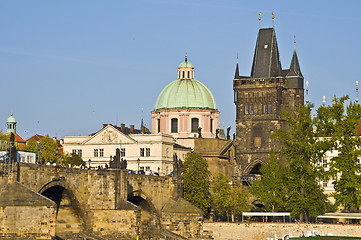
[0,0,360,139]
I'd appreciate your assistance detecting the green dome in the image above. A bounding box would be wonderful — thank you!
[154,79,217,111]
[7,115,16,123]
[178,61,194,68]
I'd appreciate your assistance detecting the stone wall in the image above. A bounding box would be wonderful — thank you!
[90,209,140,239]
[203,222,361,240]
[0,205,56,239]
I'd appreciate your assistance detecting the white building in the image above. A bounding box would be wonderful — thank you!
[0,151,36,164]
[62,124,191,175]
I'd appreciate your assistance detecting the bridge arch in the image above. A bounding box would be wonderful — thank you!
[127,190,161,239]
[243,159,265,175]
[39,178,85,233]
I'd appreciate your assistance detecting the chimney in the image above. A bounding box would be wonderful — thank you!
[121,123,125,132]
[103,124,107,128]
[130,125,134,133]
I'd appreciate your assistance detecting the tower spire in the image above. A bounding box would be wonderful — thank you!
[356,81,359,103]
[234,54,240,79]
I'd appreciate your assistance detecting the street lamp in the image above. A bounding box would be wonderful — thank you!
[137,158,140,174]
[37,143,42,164]
[88,159,91,169]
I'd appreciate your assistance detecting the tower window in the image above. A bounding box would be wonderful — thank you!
[210,119,213,133]
[191,118,199,133]
[250,105,254,114]
[171,118,178,133]
[245,106,249,114]
[263,105,268,114]
[182,71,185,78]
[187,71,190,78]
[268,105,272,113]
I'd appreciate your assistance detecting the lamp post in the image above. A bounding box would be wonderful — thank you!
[37,143,42,164]
[137,158,140,174]
[88,159,91,169]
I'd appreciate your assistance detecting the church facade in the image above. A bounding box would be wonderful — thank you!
[233,27,304,176]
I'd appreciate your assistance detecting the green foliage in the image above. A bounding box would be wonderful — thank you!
[211,174,250,222]
[0,130,10,150]
[23,139,38,153]
[250,152,287,212]
[183,152,211,216]
[64,153,85,166]
[320,96,361,210]
[39,135,61,164]
[273,104,329,222]
[211,174,231,218]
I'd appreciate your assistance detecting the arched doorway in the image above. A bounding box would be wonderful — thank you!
[41,185,83,233]
[242,161,263,186]
[128,194,161,239]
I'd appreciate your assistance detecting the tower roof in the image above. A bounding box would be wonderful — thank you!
[7,114,16,124]
[251,28,282,78]
[287,50,303,77]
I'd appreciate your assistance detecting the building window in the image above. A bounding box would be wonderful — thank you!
[187,71,190,78]
[210,119,213,133]
[171,118,178,133]
[268,105,272,113]
[146,148,150,156]
[263,105,268,114]
[121,148,125,157]
[166,148,169,157]
[77,149,82,158]
[140,148,145,157]
[94,149,98,157]
[72,149,77,155]
[99,149,104,157]
[157,119,161,133]
[250,105,254,114]
[145,166,150,171]
[323,181,328,187]
[140,166,144,171]
[182,71,185,78]
[245,106,249,114]
[191,118,199,133]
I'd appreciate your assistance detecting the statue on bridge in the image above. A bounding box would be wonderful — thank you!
[109,148,127,169]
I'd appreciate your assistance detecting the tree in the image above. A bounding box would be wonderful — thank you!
[183,152,211,215]
[23,139,38,152]
[273,104,329,222]
[39,135,61,163]
[210,174,231,220]
[64,153,85,166]
[0,130,10,150]
[321,96,361,210]
[250,152,287,212]
[211,174,250,222]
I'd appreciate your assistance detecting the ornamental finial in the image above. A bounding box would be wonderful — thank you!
[272,12,275,27]
[259,12,261,29]
[185,52,187,62]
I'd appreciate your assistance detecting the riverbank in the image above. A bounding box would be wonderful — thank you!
[203,222,361,240]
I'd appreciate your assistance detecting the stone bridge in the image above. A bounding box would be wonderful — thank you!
[0,163,208,239]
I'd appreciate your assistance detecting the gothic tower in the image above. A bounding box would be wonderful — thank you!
[233,27,304,177]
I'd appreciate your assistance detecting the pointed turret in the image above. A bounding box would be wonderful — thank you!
[287,50,303,77]
[234,63,239,79]
[250,28,282,78]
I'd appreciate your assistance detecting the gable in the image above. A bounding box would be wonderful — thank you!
[83,125,136,145]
